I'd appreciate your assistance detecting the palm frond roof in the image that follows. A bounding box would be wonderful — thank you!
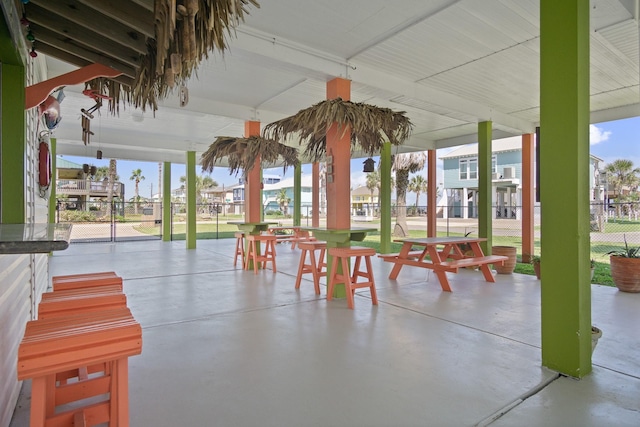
[88,0,260,114]
[263,98,412,162]
[201,136,299,177]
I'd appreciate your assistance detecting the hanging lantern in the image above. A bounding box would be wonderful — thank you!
[83,164,90,174]
[363,158,375,173]
[90,165,97,176]
[97,150,103,159]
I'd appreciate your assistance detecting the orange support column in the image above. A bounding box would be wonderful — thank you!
[326,78,351,230]
[427,150,437,237]
[244,121,261,223]
[312,162,320,227]
[522,133,535,262]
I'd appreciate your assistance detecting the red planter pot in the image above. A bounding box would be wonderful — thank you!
[609,256,640,293]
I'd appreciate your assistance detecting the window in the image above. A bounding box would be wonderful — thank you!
[459,157,490,180]
[459,158,478,180]
[469,158,477,179]
[459,160,468,180]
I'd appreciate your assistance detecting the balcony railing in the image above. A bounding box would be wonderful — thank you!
[56,179,123,197]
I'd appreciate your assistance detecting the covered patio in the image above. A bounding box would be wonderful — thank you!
[10,239,639,426]
[2,1,640,425]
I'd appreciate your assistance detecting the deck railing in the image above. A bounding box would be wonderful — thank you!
[56,179,123,196]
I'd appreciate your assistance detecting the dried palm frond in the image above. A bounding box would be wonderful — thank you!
[201,136,299,177]
[93,0,260,114]
[263,98,412,162]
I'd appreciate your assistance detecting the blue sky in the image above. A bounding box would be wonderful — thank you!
[58,116,639,201]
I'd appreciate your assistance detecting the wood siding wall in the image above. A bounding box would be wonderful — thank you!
[0,55,49,427]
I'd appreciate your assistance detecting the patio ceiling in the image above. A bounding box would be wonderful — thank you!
[12,0,640,165]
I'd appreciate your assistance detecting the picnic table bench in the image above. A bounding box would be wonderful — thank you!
[379,237,508,292]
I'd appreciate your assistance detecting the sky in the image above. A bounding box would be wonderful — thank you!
[57,116,640,202]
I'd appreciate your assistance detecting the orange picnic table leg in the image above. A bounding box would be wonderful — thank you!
[389,243,412,279]
[427,245,453,292]
[470,242,497,282]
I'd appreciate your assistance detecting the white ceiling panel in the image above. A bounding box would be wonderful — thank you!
[36,0,639,165]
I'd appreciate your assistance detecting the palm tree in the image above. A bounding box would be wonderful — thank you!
[392,152,426,237]
[366,169,380,216]
[604,159,640,216]
[276,188,291,215]
[202,175,217,189]
[180,175,219,204]
[408,175,428,208]
[106,159,117,217]
[130,169,145,214]
[92,166,109,181]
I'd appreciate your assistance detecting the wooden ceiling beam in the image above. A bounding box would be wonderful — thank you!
[32,26,138,79]
[132,0,155,13]
[28,0,148,54]
[37,42,134,87]
[26,4,142,68]
[78,0,155,38]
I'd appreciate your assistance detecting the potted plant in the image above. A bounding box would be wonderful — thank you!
[531,255,541,280]
[606,235,640,293]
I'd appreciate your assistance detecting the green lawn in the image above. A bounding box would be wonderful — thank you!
[600,219,640,233]
[136,223,615,287]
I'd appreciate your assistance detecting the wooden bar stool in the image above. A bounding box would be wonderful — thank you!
[18,307,142,427]
[52,272,123,292]
[39,286,128,390]
[234,232,245,267]
[295,241,327,294]
[39,285,127,319]
[327,246,378,309]
[244,234,277,274]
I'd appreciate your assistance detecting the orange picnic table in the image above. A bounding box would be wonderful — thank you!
[379,237,508,292]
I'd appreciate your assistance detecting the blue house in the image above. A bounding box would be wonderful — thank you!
[262,174,314,214]
[440,137,603,219]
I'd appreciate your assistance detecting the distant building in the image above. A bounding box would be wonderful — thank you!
[440,137,602,219]
[351,185,378,219]
[56,157,124,210]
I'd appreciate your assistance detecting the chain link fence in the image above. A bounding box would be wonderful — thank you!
[57,200,640,263]
[56,200,162,243]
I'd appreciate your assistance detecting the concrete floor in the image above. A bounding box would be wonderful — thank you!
[10,239,640,427]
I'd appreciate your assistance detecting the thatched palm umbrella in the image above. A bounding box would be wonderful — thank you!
[263,98,413,161]
[201,136,299,177]
[89,0,260,113]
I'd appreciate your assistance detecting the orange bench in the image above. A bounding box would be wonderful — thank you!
[38,285,127,319]
[52,271,123,292]
[18,307,142,427]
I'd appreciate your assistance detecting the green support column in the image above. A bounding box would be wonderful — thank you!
[293,163,301,226]
[540,0,591,377]
[186,151,197,249]
[163,161,172,241]
[49,138,57,223]
[380,142,392,254]
[477,121,492,255]
[0,63,26,223]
